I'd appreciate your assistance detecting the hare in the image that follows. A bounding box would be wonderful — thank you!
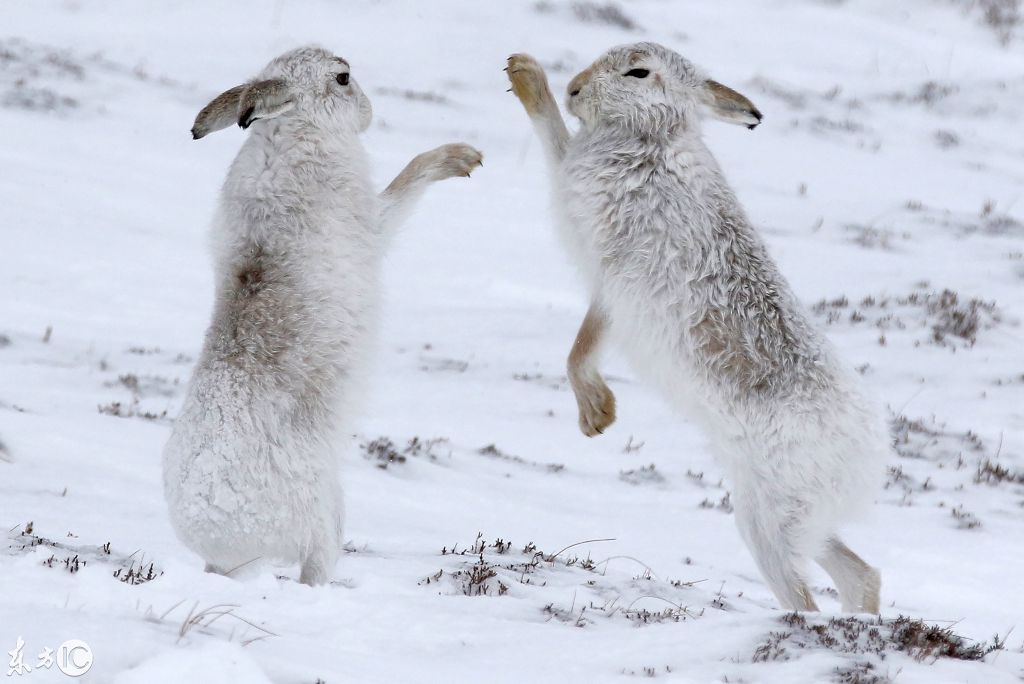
[506,44,885,612]
[163,46,482,586]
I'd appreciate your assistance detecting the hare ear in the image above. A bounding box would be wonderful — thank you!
[192,85,248,140]
[700,80,763,130]
[237,79,294,130]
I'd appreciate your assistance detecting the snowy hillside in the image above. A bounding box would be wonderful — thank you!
[2,1,1023,682]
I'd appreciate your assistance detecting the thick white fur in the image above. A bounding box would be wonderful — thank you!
[164,46,481,585]
[508,43,887,611]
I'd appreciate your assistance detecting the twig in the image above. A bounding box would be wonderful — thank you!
[544,538,615,562]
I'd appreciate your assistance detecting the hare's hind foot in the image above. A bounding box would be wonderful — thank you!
[506,54,557,116]
[571,373,616,437]
[734,499,819,611]
[298,543,338,587]
[816,537,881,614]
[567,303,615,437]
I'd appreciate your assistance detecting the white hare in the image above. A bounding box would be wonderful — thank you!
[163,45,482,585]
[507,43,885,612]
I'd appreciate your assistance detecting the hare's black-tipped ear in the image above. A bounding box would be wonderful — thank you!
[236,79,294,130]
[191,85,247,140]
[700,79,763,130]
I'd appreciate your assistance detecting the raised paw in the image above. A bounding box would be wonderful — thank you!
[574,377,616,437]
[428,142,483,181]
[506,53,555,116]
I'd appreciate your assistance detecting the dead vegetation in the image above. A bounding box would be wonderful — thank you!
[569,1,637,29]
[534,1,639,30]
[0,39,82,113]
[753,612,1002,681]
[513,371,568,391]
[420,533,581,597]
[477,443,565,473]
[974,458,1024,485]
[683,469,734,512]
[900,199,1024,238]
[114,554,163,585]
[156,600,276,645]
[885,80,959,107]
[620,665,673,678]
[7,522,163,585]
[891,414,985,462]
[41,553,87,573]
[97,367,180,422]
[886,412,1024,528]
[0,38,184,116]
[619,463,665,486]
[949,504,982,529]
[954,0,1021,44]
[698,491,733,513]
[423,533,715,628]
[933,129,960,148]
[360,436,450,469]
[375,87,450,105]
[106,372,179,397]
[843,224,910,251]
[98,398,168,421]
[812,284,1000,349]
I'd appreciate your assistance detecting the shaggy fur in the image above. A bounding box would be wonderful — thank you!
[507,43,886,612]
[164,45,481,585]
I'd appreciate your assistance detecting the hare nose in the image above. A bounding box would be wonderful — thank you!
[567,66,594,99]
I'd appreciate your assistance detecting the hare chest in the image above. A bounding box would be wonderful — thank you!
[558,140,728,397]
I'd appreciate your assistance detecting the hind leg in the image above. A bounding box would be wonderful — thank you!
[298,547,333,586]
[733,496,819,611]
[299,493,343,587]
[816,537,880,613]
[298,528,339,586]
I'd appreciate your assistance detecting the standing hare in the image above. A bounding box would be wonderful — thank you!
[507,43,885,612]
[164,46,482,585]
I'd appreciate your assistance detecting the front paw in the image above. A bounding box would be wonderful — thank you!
[506,54,555,115]
[429,143,483,180]
[574,377,616,437]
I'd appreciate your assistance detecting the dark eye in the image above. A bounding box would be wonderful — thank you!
[624,68,650,79]
[336,72,350,86]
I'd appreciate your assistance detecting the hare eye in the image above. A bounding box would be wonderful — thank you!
[336,73,350,86]
[625,68,650,79]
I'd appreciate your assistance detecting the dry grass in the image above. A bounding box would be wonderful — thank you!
[974,458,1024,484]
[8,522,164,584]
[114,555,163,585]
[812,285,1000,349]
[169,600,276,645]
[477,443,566,473]
[375,87,450,105]
[360,436,450,469]
[954,0,1022,44]
[619,463,665,486]
[533,1,639,30]
[753,612,1003,681]
[97,398,167,421]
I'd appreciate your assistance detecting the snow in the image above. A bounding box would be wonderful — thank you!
[2,1,1023,682]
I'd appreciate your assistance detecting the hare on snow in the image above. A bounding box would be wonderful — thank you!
[507,43,885,612]
[163,45,482,586]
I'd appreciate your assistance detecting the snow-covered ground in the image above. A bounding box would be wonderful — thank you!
[2,1,1023,682]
